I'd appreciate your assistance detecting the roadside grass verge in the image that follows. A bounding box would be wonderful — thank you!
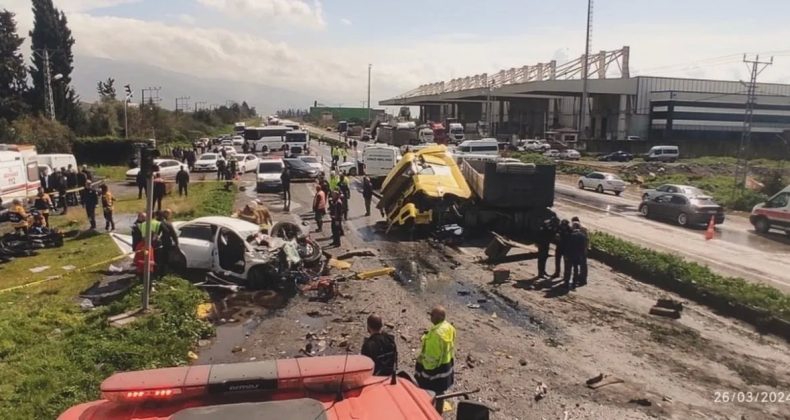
[112,181,236,220]
[92,165,129,182]
[590,231,790,337]
[0,182,233,417]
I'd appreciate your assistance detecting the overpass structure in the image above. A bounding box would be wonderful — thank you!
[380,46,790,143]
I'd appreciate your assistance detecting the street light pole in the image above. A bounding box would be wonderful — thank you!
[43,50,56,120]
[367,64,372,123]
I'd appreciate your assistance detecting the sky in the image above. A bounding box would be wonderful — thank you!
[4,0,790,112]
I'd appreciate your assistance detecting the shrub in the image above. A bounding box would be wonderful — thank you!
[72,137,143,165]
[9,115,74,153]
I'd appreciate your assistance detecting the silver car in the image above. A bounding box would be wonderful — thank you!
[578,172,626,196]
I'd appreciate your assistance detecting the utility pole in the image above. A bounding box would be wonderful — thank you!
[734,54,773,194]
[367,64,372,123]
[124,84,133,138]
[43,50,56,120]
[579,0,593,138]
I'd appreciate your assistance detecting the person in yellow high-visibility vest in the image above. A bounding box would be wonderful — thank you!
[328,170,340,192]
[415,305,456,397]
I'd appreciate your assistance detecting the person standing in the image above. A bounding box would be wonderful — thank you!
[360,314,397,376]
[155,209,179,278]
[57,168,69,214]
[571,216,589,286]
[131,212,145,249]
[100,184,116,231]
[153,173,167,211]
[552,219,571,279]
[186,150,197,171]
[76,169,87,206]
[312,185,327,232]
[362,175,374,216]
[415,305,456,402]
[81,165,93,182]
[340,147,348,163]
[217,158,227,181]
[535,217,557,278]
[281,167,292,210]
[567,222,588,290]
[9,198,30,234]
[40,168,52,192]
[338,174,350,221]
[136,169,147,199]
[328,170,340,192]
[329,191,344,247]
[176,166,190,197]
[83,181,99,230]
[33,187,53,227]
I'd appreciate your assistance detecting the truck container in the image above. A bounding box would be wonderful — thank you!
[376,122,418,146]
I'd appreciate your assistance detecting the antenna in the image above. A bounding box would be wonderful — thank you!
[335,345,351,402]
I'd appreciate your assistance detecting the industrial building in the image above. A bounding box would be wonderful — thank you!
[309,106,386,123]
[380,46,790,146]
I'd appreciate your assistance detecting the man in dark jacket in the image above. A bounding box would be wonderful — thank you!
[566,222,588,289]
[57,168,69,214]
[329,191,344,247]
[76,169,87,206]
[281,167,291,210]
[360,314,397,376]
[571,216,589,286]
[176,166,190,197]
[362,175,374,216]
[83,181,99,230]
[217,158,226,181]
[153,173,167,212]
[553,219,571,280]
[131,212,145,249]
[136,170,147,199]
[155,209,179,278]
[536,216,558,278]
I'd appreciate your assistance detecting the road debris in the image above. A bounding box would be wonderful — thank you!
[29,265,50,273]
[336,248,378,260]
[534,382,548,401]
[328,258,352,270]
[354,267,395,280]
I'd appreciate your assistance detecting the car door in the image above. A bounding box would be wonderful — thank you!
[245,155,258,172]
[651,194,674,218]
[667,194,689,220]
[214,227,247,279]
[177,223,216,269]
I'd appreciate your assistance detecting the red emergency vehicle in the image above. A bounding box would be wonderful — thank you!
[58,355,490,420]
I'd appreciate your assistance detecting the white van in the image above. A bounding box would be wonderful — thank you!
[256,159,285,192]
[418,128,434,143]
[455,139,500,156]
[362,145,402,179]
[645,145,679,162]
[750,185,790,235]
[37,153,78,175]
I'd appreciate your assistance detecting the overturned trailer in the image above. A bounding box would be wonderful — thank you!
[378,146,555,237]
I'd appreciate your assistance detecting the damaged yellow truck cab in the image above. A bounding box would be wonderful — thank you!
[377,145,472,230]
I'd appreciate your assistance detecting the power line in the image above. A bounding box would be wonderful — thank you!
[734,54,774,195]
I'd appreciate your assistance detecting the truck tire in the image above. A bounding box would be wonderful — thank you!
[753,217,770,234]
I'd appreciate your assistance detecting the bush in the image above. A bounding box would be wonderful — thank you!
[72,137,142,165]
[590,231,790,326]
[8,115,74,153]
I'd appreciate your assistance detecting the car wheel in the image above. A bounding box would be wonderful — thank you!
[299,238,322,265]
[578,181,585,189]
[639,204,649,218]
[614,191,622,196]
[677,212,688,226]
[753,217,770,233]
[595,184,604,193]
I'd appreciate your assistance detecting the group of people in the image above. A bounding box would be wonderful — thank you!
[329,145,348,169]
[171,147,198,170]
[131,209,179,279]
[360,305,456,412]
[536,215,590,290]
[311,170,371,247]
[215,155,241,181]
[39,164,93,214]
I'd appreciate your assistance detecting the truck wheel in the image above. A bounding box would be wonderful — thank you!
[753,217,770,234]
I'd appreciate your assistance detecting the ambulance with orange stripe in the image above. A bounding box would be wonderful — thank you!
[0,145,40,206]
[750,185,790,236]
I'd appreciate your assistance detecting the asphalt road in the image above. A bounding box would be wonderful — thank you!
[303,124,790,291]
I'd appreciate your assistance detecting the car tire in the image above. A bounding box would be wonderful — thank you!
[595,184,604,193]
[753,217,770,234]
[677,212,688,227]
[578,181,585,189]
[639,204,649,218]
[299,238,322,265]
[614,191,622,196]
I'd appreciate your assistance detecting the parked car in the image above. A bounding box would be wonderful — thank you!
[639,193,725,227]
[559,149,581,160]
[598,150,634,162]
[642,184,706,202]
[578,172,626,196]
[299,155,323,172]
[220,139,233,147]
[543,149,560,159]
[232,135,244,146]
[256,159,285,192]
[125,159,186,183]
[238,154,259,173]
[283,158,321,180]
[518,139,550,152]
[750,185,790,235]
[338,159,360,176]
[193,153,224,172]
[222,146,237,156]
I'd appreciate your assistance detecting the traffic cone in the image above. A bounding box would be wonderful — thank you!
[704,215,715,241]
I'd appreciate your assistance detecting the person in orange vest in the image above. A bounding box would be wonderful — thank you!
[33,188,53,227]
[9,199,30,234]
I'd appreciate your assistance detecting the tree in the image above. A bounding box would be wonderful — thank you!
[96,77,116,101]
[29,0,81,128]
[0,10,29,123]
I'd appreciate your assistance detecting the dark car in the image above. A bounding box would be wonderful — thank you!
[638,193,725,227]
[283,158,320,180]
[598,150,633,162]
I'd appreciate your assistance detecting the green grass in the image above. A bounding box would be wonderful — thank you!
[0,182,234,418]
[92,165,129,182]
[591,231,790,323]
[112,181,236,220]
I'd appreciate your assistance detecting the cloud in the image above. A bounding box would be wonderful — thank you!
[174,14,197,25]
[340,18,351,26]
[196,0,325,28]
